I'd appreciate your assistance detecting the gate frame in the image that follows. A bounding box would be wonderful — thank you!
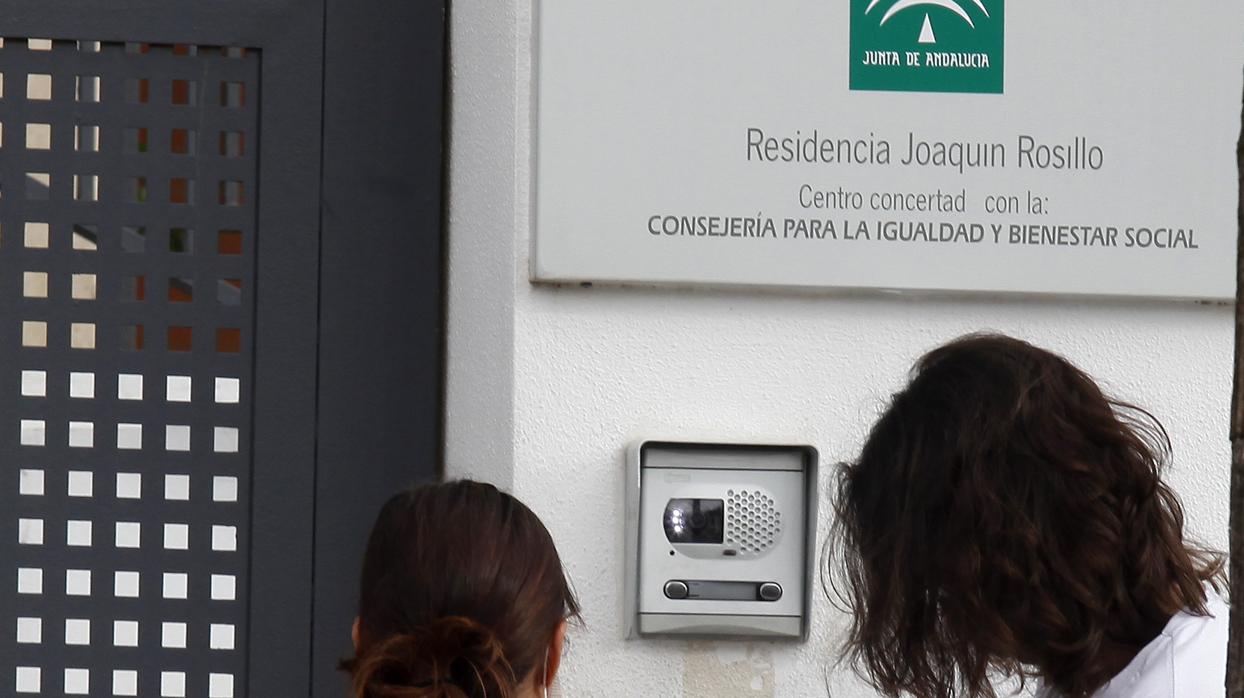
[0,2,446,694]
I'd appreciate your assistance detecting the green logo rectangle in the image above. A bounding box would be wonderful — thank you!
[850,0,1004,94]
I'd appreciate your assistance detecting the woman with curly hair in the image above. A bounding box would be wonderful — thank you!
[830,334,1227,698]
[341,480,580,698]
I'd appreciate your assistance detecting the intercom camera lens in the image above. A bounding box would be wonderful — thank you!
[663,498,725,544]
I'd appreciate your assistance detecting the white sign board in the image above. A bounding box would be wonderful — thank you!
[533,1,1244,299]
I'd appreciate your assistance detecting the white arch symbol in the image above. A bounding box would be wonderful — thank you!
[865,0,989,28]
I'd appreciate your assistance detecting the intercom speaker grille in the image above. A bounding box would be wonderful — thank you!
[725,489,783,556]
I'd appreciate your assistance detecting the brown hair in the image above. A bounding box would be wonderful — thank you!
[828,333,1223,698]
[341,480,580,698]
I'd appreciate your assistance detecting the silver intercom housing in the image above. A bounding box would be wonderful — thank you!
[624,441,819,639]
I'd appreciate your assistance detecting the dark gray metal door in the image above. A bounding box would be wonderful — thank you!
[0,3,445,696]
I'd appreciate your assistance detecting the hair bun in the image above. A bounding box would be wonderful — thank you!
[351,616,514,697]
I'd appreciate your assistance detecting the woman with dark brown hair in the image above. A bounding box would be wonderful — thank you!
[341,480,580,698]
[830,334,1228,698]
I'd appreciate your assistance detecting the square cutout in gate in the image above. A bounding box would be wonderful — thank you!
[123,127,148,154]
[116,473,142,499]
[124,77,149,104]
[19,470,46,496]
[16,618,42,644]
[21,370,47,397]
[218,180,244,206]
[22,321,47,347]
[119,324,145,351]
[26,73,52,100]
[73,175,99,202]
[171,128,195,155]
[155,589,182,613]
[71,273,97,300]
[162,672,187,697]
[217,230,242,255]
[170,227,194,253]
[65,569,92,596]
[213,476,239,502]
[126,177,148,203]
[68,521,93,547]
[115,522,141,548]
[165,474,191,501]
[113,620,138,647]
[23,272,49,298]
[117,423,142,450]
[216,328,241,354]
[215,377,241,403]
[70,322,96,349]
[171,79,197,106]
[217,279,241,305]
[167,375,193,402]
[118,373,144,400]
[168,326,193,352]
[25,172,50,199]
[75,75,101,102]
[75,124,100,152]
[114,571,140,597]
[168,277,194,303]
[220,81,245,108]
[25,123,50,150]
[20,419,46,446]
[219,131,244,158]
[24,222,49,248]
[122,226,146,252]
[64,620,91,646]
[169,178,194,204]
[73,224,99,250]
[119,276,146,302]
[17,568,43,594]
[69,371,95,398]
[15,667,41,693]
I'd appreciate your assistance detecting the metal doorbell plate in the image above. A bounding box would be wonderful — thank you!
[624,440,819,640]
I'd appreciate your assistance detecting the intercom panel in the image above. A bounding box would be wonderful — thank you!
[624,441,818,639]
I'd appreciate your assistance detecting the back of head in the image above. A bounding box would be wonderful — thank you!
[343,480,580,698]
[830,333,1222,698]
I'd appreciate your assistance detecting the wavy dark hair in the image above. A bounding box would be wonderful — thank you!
[828,333,1223,698]
[341,480,580,697]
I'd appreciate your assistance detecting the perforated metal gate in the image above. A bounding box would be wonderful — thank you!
[0,2,445,696]
[0,37,258,697]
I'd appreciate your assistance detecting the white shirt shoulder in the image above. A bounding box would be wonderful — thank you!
[1094,589,1229,698]
[1036,589,1229,698]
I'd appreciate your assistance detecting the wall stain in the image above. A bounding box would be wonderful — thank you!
[682,641,775,697]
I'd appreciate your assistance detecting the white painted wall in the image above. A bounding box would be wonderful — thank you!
[445,3,1235,696]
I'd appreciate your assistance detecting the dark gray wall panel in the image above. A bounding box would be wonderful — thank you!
[313,1,446,695]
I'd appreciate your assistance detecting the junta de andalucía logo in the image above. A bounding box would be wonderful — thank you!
[850,0,1004,94]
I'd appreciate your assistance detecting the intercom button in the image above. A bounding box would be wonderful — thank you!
[663,580,690,599]
[758,582,783,602]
